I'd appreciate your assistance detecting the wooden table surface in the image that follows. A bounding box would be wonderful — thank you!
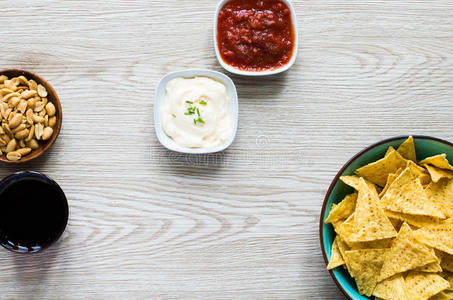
[0,0,452,299]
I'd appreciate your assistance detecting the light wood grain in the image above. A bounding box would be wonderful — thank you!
[0,0,452,299]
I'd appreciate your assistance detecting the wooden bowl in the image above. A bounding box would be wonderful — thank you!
[0,69,62,163]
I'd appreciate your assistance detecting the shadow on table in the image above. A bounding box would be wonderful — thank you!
[10,240,63,296]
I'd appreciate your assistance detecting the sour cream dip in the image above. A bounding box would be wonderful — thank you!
[161,77,232,148]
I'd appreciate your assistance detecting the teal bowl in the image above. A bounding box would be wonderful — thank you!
[319,135,453,300]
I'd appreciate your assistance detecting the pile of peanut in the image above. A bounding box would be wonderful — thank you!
[0,75,57,161]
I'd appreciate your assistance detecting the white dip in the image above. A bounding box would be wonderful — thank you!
[162,76,232,148]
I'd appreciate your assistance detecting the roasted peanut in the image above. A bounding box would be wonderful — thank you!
[6,151,21,161]
[35,123,43,140]
[42,127,53,140]
[6,139,17,153]
[16,147,31,156]
[15,129,29,140]
[37,84,47,97]
[8,113,22,129]
[12,124,26,134]
[49,116,56,128]
[26,139,39,150]
[46,102,56,117]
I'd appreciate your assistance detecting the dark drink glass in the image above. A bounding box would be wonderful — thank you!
[0,171,68,253]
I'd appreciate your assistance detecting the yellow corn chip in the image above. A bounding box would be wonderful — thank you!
[441,254,453,273]
[349,178,397,242]
[430,292,453,300]
[348,239,393,250]
[379,223,438,281]
[415,261,443,273]
[340,175,380,198]
[336,235,352,272]
[420,154,453,171]
[407,160,432,185]
[380,173,399,198]
[327,237,345,270]
[385,146,396,157]
[405,271,450,300]
[382,168,445,218]
[425,165,453,183]
[344,248,387,296]
[373,274,408,300]
[397,136,417,162]
[385,210,442,228]
[414,224,453,255]
[440,271,453,290]
[325,192,357,223]
[356,148,407,187]
[446,291,453,298]
[425,179,453,218]
[336,213,355,241]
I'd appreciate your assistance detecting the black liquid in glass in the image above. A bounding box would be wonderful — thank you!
[0,177,68,252]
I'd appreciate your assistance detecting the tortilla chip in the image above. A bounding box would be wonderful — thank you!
[325,192,357,223]
[415,261,443,273]
[327,237,345,270]
[420,154,453,171]
[344,248,387,296]
[379,223,438,281]
[380,173,399,198]
[382,168,445,218]
[356,148,407,187]
[414,224,453,255]
[397,136,417,162]
[336,235,352,272]
[424,165,453,183]
[425,179,453,218]
[340,175,380,197]
[373,274,408,300]
[348,239,393,250]
[407,160,432,185]
[385,146,396,157]
[441,254,453,273]
[440,271,453,290]
[336,213,355,241]
[349,178,397,242]
[430,292,453,300]
[405,271,450,300]
[385,210,442,228]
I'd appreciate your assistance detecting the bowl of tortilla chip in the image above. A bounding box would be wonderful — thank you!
[320,136,453,300]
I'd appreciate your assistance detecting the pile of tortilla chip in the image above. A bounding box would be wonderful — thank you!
[325,136,453,300]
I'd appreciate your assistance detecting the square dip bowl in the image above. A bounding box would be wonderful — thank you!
[214,0,298,76]
[154,69,238,154]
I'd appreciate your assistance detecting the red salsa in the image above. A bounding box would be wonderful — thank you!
[217,0,295,72]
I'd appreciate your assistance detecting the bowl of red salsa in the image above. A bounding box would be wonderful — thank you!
[214,0,298,76]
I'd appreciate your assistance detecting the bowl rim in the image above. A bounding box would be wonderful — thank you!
[213,0,299,76]
[0,68,62,164]
[319,135,453,300]
[154,68,238,154]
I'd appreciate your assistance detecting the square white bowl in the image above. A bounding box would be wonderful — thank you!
[213,0,298,76]
[154,69,238,154]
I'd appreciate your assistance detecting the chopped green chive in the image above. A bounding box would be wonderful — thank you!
[186,100,193,104]
[172,114,176,118]
[193,119,196,124]
[199,100,207,105]
[197,108,200,116]
[196,117,205,124]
